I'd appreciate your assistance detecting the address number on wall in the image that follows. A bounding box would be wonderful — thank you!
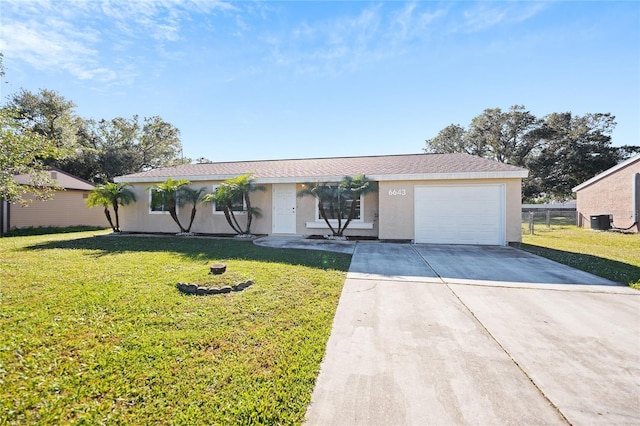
[388,189,407,196]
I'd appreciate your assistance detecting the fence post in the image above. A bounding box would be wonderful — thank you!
[529,212,535,235]
[546,210,551,228]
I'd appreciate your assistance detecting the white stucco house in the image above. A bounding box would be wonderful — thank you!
[114,153,528,246]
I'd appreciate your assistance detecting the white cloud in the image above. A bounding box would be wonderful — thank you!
[0,0,238,84]
[265,3,449,76]
[0,18,113,82]
[461,2,548,32]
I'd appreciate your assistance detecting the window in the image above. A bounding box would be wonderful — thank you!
[212,184,246,214]
[149,189,171,214]
[316,192,362,222]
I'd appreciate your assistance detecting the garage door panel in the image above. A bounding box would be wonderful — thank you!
[415,185,505,245]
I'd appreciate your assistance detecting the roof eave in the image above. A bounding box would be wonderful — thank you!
[573,154,640,192]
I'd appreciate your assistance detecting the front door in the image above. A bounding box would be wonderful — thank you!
[272,184,297,234]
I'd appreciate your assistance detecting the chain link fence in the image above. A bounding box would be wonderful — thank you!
[521,210,577,235]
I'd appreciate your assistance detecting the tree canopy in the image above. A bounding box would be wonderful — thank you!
[0,107,62,204]
[424,105,639,201]
[60,115,183,182]
[2,88,185,184]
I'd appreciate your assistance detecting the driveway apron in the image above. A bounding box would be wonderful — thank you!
[305,242,640,426]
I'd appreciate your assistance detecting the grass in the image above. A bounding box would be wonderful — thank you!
[0,231,351,425]
[521,222,640,288]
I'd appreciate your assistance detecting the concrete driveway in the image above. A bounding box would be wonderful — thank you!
[305,243,640,425]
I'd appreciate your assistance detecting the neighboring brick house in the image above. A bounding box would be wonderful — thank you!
[573,154,640,232]
[0,168,107,234]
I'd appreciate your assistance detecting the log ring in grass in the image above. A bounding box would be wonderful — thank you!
[176,280,253,296]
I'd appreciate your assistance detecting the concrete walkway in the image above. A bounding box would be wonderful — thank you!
[299,242,640,425]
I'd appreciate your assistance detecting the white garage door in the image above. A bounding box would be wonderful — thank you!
[414,184,505,245]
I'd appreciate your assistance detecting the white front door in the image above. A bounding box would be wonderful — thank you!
[272,184,297,234]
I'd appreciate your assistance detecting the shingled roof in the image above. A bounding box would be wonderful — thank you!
[115,153,528,183]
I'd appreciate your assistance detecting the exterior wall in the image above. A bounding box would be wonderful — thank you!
[118,182,380,237]
[576,161,640,232]
[118,182,273,235]
[378,179,523,244]
[10,190,107,229]
[118,178,523,243]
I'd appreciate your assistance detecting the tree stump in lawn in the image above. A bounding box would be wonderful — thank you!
[210,263,227,275]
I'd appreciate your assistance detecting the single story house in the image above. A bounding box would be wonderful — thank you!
[114,153,528,246]
[1,168,106,234]
[573,154,640,232]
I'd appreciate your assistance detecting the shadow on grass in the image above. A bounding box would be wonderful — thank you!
[4,225,109,237]
[521,243,640,288]
[22,235,352,272]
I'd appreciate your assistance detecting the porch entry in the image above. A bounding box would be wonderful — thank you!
[272,183,297,234]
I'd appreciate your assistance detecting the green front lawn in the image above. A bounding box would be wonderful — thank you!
[0,232,351,424]
[521,225,640,288]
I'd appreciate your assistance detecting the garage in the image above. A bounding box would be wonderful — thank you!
[414,184,505,245]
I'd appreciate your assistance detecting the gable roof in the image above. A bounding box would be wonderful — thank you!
[14,168,95,191]
[572,154,640,192]
[115,153,528,184]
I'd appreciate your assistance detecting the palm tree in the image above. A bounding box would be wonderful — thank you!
[297,183,341,235]
[177,186,206,233]
[339,175,376,233]
[147,178,190,233]
[201,173,265,235]
[298,175,376,237]
[86,182,136,232]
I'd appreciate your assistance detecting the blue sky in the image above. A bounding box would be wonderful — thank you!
[2,1,638,162]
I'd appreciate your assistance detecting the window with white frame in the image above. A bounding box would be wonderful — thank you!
[149,189,172,214]
[211,184,246,214]
[315,192,363,222]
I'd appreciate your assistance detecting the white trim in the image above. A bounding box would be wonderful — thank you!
[306,221,374,230]
[572,154,640,192]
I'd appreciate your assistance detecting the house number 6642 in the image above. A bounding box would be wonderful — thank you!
[388,189,406,196]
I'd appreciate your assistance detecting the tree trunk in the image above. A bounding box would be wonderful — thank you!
[227,204,244,234]
[186,206,197,233]
[112,200,120,232]
[244,192,252,234]
[318,200,337,236]
[336,195,344,236]
[223,207,242,234]
[341,198,359,234]
[103,206,116,232]
[169,199,186,232]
